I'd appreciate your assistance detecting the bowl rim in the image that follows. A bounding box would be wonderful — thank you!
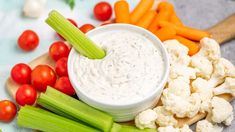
[68,24,170,108]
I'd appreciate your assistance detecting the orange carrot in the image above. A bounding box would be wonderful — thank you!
[157,1,174,12]
[154,26,176,41]
[174,36,200,56]
[159,21,210,41]
[135,10,157,29]
[114,0,130,23]
[148,2,174,33]
[170,10,183,26]
[130,0,154,24]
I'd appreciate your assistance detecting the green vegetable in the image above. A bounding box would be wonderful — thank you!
[37,87,113,132]
[46,10,106,59]
[111,123,157,132]
[66,0,75,9]
[17,106,100,132]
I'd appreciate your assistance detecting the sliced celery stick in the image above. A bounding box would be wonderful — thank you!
[46,10,105,59]
[110,123,122,132]
[110,123,157,132]
[17,106,100,132]
[37,87,113,132]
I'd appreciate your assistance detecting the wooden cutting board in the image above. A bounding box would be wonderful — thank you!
[5,13,235,128]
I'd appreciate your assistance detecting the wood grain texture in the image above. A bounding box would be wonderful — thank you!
[5,13,235,128]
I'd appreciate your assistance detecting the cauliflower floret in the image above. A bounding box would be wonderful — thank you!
[192,78,213,113]
[206,97,234,125]
[213,77,235,96]
[167,77,191,98]
[135,109,158,129]
[158,125,192,132]
[196,119,223,132]
[161,90,200,118]
[191,56,213,79]
[180,125,193,132]
[164,40,191,66]
[158,126,180,132]
[208,58,235,87]
[187,93,201,118]
[23,0,46,18]
[195,37,221,61]
[169,64,197,80]
[153,106,177,127]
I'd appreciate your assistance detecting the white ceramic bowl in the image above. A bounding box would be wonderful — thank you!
[68,24,169,122]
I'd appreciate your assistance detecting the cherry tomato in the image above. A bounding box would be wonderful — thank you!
[94,2,112,21]
[55,57,68,77]
[54,77,75,96]
[79,24,95,33]
[11,63,32,84]
[57,18,78,39]
[49,41,70,61]
[16,84,37,106]
[18,30,39,51]
[31,65,56,92]
[0,100,17,123]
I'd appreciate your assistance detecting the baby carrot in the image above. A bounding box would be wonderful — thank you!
[148,2,173,33]
[130,0,154,24]
[174,36,200,56]
[170,10,183,26]
[135,10,157,29]
[159,21,210,41]
[114,0,130,23]
[154,26,176,41]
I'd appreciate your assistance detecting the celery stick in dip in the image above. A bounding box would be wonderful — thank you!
[73,30,164,105]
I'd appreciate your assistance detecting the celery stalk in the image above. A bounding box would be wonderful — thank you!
[17,106,100,132]
[46,10,105,59]
[37,87,113,132]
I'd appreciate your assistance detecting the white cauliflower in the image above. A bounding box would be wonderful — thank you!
[161,90,201,118]
[23,0,46,18]
[208,58,235,88]
[191,78,213,113]
[167,77,191,98]
[180,125,193,132]
[135,109,158,129]
[191,56,213,79]
[158,126,180,132]
[206,97,234,125]
[195,37,221,61]
[196,119,223,132]
[169,64,197,81]
[213,77,235,96]
[158,125,192,132]
[164,40,191,66]
[153,106,178,127]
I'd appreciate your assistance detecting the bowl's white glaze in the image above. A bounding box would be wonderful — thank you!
[68,24,170,122]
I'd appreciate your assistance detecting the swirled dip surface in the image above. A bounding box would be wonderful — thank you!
[74,30,164,105]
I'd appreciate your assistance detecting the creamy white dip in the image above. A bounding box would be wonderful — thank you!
[74,30,164,105]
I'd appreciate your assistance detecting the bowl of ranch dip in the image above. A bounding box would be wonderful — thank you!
[68,24,169,122]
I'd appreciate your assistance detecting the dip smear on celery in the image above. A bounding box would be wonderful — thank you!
[74,30,164,105]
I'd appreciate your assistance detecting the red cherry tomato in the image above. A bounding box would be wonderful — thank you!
[18,30,39,51]
[49,41,70,61]
[79,24,95,33]
[16,84,37,106]
[31,65,56,92]
[54,77,75,96]
[94,2,112,21]
[0,100,17,123]
[57,18,78,39]
[11,63,32,84]
[55,57,68,77]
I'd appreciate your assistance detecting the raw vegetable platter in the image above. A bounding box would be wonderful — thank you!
[1,0,235,132]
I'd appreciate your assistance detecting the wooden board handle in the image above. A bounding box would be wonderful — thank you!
[207,13,235,44]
